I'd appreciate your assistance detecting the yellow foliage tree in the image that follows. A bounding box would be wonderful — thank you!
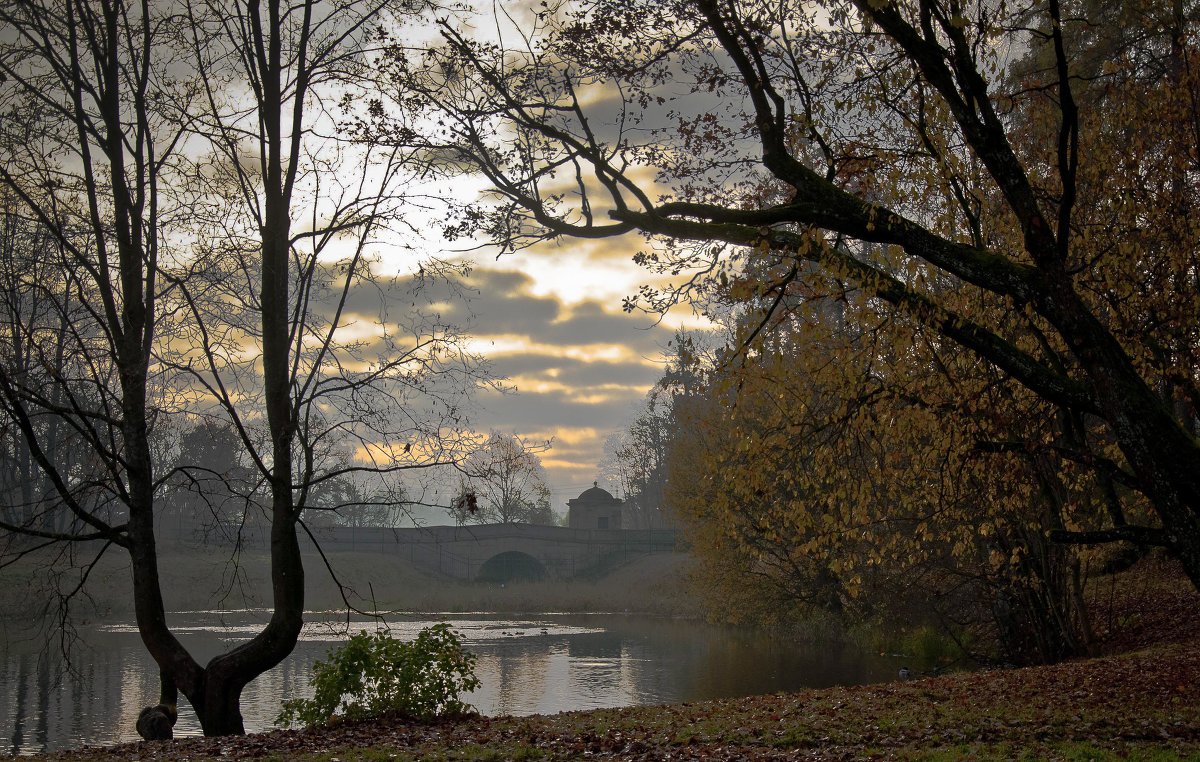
[667,282,1097,663]
[407,0,1200,591]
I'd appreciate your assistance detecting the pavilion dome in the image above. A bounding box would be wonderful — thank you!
[577,484,616,502]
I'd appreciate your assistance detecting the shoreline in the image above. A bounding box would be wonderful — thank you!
[0,547,703,623]
[19,558,1200,760]
[39,633,1200,761]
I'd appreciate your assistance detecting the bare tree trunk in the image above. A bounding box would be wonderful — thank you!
[178,0,307,733]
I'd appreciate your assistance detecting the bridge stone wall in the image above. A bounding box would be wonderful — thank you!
[299,523,679,581]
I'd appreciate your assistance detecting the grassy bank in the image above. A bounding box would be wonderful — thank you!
[0,544,701,620]
[35,560,1200,761]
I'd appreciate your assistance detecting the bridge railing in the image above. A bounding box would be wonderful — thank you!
[298,523,679,551]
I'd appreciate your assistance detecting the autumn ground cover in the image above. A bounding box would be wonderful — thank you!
[36,559,1200,761]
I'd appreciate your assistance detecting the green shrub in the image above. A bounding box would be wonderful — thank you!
[892,624,965,666]
[276,622,480,728]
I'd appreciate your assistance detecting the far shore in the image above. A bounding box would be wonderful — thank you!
[0,541,703,623]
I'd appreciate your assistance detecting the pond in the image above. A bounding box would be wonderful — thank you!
[1,611,911,755]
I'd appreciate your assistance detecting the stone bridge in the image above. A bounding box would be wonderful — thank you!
[302,523,680,582]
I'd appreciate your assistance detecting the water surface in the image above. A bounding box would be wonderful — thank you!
[1,611,908,755]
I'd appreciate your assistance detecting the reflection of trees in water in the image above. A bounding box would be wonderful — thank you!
[5,652,65,755]
[3,616,906,751]
[476,637,550,716]
[575,620,884,705]
[567,633,626,705]
[35,654,49,753]
[1,640,166,754]
[236,643,317,729]
[6,653,28,754]
[686,632,875,699]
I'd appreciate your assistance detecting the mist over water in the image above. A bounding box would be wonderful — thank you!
[1,611,909,756]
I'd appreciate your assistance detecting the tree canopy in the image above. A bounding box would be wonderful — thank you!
[453,431,556,525]
[403,0,1200,589]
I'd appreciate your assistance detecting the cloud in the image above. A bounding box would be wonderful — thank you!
[474,385,643,429]
[499,358,661,388]
[327,256,699,497]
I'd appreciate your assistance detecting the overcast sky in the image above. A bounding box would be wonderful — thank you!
[362,8,711,514]
[441,238,697,510]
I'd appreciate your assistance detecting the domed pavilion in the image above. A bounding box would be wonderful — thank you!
[567,482,623,529]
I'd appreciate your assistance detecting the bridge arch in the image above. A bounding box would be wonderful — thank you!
[476,550,547,583]
[295,523,678,580]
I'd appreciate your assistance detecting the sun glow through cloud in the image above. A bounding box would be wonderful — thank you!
[334,56,713,505]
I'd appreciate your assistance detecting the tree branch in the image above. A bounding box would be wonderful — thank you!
[1050,526,1171,547]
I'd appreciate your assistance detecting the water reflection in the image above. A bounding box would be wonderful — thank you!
[1,612,909,756]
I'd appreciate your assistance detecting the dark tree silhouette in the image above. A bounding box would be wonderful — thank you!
[401,0,1200,588]
[0,0,483,737]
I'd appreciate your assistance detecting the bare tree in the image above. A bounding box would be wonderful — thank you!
[303,471,410,528]
[454,431,554,525]
[0,0,187,660]
[601,333,707,530]
[162,419,258,543]
[0,205,82,536]
[0,0,483,737]
[601,394,673,530]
